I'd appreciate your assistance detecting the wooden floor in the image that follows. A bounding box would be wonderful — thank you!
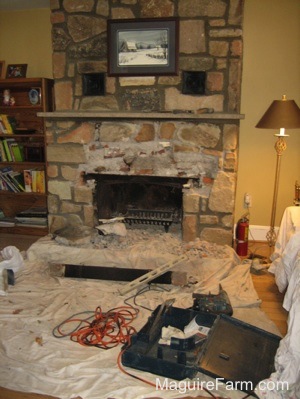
[252,272,288,336]
[247,240,288,336]
[0,233,42,252]
[0,235,289,399]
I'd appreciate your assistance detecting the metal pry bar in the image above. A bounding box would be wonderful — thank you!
[119,254,188,296]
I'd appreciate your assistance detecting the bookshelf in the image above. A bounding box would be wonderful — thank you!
[0,78,54,236]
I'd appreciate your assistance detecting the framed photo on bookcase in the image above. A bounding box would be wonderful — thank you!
[6,64,27,79]
[0,61,5,79]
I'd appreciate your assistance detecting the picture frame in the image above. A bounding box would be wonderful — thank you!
[107,18,179,77]
[28,87,41,105]
[6,64,28,79]
[0,61,5,79]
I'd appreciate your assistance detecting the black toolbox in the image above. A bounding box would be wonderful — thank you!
[121,305,281,393]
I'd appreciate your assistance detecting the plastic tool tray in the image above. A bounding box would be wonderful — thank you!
[121,305,281,393]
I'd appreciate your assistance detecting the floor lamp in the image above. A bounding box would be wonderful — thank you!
[256,95,300,247]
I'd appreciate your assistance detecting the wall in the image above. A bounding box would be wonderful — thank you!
[235,0,300,230]
[0,8,52,79]
[0,1,299,232]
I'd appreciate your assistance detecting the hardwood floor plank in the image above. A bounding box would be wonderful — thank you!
[249,242,288,336]
[0,387,59,399]
[261,303,287,310]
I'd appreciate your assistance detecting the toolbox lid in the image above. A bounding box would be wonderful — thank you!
[197,314,280,392]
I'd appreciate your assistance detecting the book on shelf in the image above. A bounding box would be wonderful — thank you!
[0,114,14,134]
[0,166,45,194]
[23,169,33,192]
[1,138,15,162]
[0,141,7,162]
[10,171,25,191]
[0,218,16,227]
[15,222,47,228]
[9,142,24,162]
[7,115,17,132]
[15,206,48,228]
[33,169,46,193]
[0,169,18,192]
[8,170,25,192]
[15,218,47,226]
[0,206,47,229]
[0,166,25,192]
[0,207,16,226]
[0,119,7,134]
[0,139,24,162]
[16,206,47,218]
[0,176,8,191]
[23,168,45,193]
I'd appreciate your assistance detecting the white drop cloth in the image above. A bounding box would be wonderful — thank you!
[255,254,300,399]
[258,217,300,399]
[0,241,281,399]
[271,206,300,263]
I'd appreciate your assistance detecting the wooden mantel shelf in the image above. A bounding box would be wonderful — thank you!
[38,111,245,120]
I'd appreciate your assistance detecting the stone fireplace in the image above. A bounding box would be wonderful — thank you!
[42,0,245,247]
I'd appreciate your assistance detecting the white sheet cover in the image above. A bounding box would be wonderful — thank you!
[272,206,300,260]
[0,250,281,399]
[255,261,300,399]
[258,231,300,399]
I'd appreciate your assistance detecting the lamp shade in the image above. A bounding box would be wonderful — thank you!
[256,95,300,129]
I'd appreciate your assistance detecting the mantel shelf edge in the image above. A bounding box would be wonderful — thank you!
[38,111,245,120]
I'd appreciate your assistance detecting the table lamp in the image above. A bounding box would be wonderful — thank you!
[256,95,300,247]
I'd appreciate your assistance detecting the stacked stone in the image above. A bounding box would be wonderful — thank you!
[46,0,244,246]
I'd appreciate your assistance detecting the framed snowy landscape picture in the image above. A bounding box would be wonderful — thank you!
[107,18,179,76]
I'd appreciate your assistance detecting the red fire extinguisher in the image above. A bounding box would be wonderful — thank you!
[236,215,249,256]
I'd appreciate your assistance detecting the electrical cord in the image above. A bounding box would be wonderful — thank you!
[52,305,139,349]
[52,284,170,348]
[124,284,171,311]
[52,284,168,343]
[248,243,271,264]
[241,394,259,399]
[243,210,271,262]
[117,349,225,399]
[52,310,95,338]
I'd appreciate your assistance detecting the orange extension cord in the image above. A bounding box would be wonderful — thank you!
[53,305,138,349]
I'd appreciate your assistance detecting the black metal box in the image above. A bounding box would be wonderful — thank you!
[121,305,281,393]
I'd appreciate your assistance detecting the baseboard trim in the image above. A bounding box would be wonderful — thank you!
[234,224,279,242]
[249,225,279,241]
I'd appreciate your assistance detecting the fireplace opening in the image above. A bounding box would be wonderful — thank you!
[88,174,190,232]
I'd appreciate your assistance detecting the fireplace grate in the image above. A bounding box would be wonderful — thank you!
[125,209,178,232]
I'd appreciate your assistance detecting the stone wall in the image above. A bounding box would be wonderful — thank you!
[51,0,243,113]
[46,0,245,246]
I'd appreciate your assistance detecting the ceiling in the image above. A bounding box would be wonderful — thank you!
[0,0,50,11]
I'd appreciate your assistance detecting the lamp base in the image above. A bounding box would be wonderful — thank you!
[266,136,287,248]
[266,227,277,247]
